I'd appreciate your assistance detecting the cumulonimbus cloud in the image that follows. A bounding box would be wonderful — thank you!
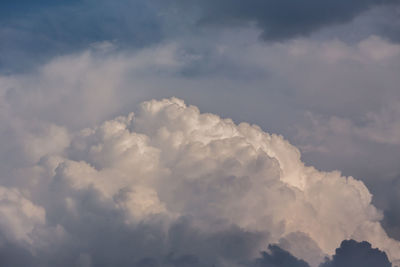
[1,98,399,266]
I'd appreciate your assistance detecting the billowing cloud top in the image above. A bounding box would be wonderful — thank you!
[1,98,399,266]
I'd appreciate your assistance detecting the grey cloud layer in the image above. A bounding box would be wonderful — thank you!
[0,0,163,72]
[170,0,396,40]
[1,0,399,72]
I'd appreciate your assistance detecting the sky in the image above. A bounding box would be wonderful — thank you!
[1,1,400,266]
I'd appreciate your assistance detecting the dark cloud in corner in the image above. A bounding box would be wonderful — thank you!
[251,245,310,267]
[320,240,392,267]
[170,0,397,40]
[0,239,37,267]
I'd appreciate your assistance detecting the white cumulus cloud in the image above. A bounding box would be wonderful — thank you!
[3,98,398,266]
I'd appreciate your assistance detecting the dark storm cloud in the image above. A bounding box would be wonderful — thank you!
[0,239,37,267]
[320,240,392,267]
[170,0,396,40]
[251,245,310,267]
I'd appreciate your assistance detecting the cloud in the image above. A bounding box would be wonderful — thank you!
[251,245,310,267]
[360,5,400,43]
[2,0,400,73]
[3,33,400,188]
[0,240,38,267]
[2,31,400,213]
[168,0,398,41]
[1,1,400,266]
[320,239,392,267]
[0,98,399,266]
[296,100,400,153]
[1,30,400,266]
[0,186,45,244]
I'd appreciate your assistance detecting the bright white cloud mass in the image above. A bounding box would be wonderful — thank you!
[0,95,399,266]
[1,3,400,264]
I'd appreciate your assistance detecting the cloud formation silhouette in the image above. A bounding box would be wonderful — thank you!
[252,245,310,267]
[320,239,392,267]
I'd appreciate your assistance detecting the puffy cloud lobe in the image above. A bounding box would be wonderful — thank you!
[320,239,392,267]
[2,98,396,266]
[0,186,45,243]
